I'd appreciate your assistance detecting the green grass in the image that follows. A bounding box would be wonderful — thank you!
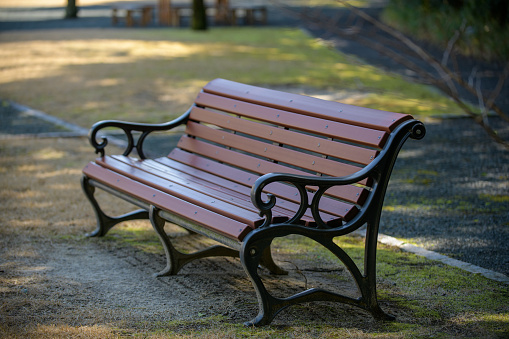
[0,27,463,129]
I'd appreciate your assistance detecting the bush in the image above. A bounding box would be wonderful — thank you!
[382,0,509,61]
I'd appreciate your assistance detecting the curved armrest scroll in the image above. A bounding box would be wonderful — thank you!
[250,119,426,229]
[89,109,190,158]
[251,171,372,228]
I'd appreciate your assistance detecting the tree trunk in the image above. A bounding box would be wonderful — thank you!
[65,0,78,19]
[192,0,207,30]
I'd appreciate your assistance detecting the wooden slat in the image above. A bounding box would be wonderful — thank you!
[169,143,366,206]
[189,106,378,165]
[83,162,252,241]
[195,92,387,148]
[108,155,301,223]
[94,156,265,228]
[202,78,413,132]
[105,155,345,226]
[184,123,364,179]
[140,156,346,225]
[167,149,360,221]
[164,151,358,214]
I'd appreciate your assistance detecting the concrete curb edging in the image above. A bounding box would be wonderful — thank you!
[354,230,509,285]
[10,102,90,136]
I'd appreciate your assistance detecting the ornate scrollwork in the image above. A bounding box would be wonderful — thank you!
[250,120,427,231]
[88,109,191,158]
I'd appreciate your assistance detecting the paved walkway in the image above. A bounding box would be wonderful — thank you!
[1,2,508,279]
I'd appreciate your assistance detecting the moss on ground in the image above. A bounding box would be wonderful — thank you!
[106,223,509,338]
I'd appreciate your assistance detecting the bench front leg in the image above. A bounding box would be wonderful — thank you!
[149,206,240,277]
[240,225,395,326]
[81,176,149,237]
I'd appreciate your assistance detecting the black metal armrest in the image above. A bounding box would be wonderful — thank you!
[89,108,191,158]
[250,119,426,229]
[250,170,373,229]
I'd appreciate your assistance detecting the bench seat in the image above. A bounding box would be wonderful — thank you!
[81,78,425,326]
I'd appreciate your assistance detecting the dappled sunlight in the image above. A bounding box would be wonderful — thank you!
[34,148,67,160]
[28,324,118,338]
[15,164,48,174]
[87,78,125,87]
[1,246,40,260]
[0,189,43,201]
[6,219,47,229]
[34,168,82,179]
[0,39,210,85]
[0,27,463,129]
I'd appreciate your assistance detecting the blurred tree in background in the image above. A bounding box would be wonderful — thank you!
[192,0,208,30]
[65,0,78,19]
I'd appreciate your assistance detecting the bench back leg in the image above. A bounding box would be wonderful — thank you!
[81,176,149,237]
[260,247,288,275]
[149,206,241,277]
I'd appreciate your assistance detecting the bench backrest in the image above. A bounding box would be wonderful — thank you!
[169,79,413,226]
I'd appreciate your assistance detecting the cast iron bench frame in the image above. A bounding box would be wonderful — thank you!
[81,78,425,326]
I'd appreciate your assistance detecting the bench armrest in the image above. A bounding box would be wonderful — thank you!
[89,109,191,158]
[251,171,372,229]
[251,120,426,229]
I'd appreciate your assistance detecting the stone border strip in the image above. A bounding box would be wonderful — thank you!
[354,229,509,285]
[9,102,89,136]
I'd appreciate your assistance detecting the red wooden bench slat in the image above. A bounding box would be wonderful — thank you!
[167,149,359,221]
[139,156,345,225]
[108,155,304,223]
[169,145,364,209]
[202,78,413,132]
[184,122,364,180]
[164,149,368,206]
[83,162,252,241]
[189,106,378,165]
[95,156,265,228]
[132,157,320,221]
[195,92,387,148]
[108,155,343,226]
[177,136,370,199]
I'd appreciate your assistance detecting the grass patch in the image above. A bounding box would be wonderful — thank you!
[0,28,463,129]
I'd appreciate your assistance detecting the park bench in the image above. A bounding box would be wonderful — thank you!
[111,4,154,27]
[215,0,267,25]
[81,78,425,326]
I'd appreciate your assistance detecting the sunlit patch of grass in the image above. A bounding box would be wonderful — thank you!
[0,28,462,129]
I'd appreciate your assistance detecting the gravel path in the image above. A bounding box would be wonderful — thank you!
[382,116,509,276]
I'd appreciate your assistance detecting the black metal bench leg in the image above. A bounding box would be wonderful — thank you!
[240,226,395,326]
[149,206,241,277]
[362,221,396,321]
[81,176,149,237]
[260,246,288,275]
[241,236,284,326]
